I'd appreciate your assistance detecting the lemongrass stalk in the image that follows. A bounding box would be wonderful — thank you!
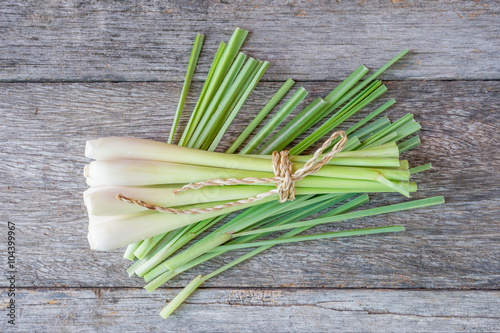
[218,226,406,252]
[86,136,398,165]
[392,122,422,142]
[352,117,391,142]
[160,275,205,319]
[127,227,187,276]
[164,232,232,271]
[289,80,384,155]
[179,28,248,145]
[291,83,387,155]
[134,232,168,260]
[358,113,414,149]
[86,151,409,182]
[201,60,266,150]
[146,193,359,290]
[294,65,370,133]
[410,163,432,175]
[208,61,270,151]
[158,194,367,288]
[136,215,228,278]
[234,196,445,237]
[257,98,327,154]
[88,196,276,251]
[168,33,204,144]
[123,241,142,261]
[319,49,408,118]
[190,55,256,148]
[226,79,295,154]
[398,136,421,153]
[346,100,395,136]
[248,143,400,159]
[239,87,308,154]
[178,41,226,146]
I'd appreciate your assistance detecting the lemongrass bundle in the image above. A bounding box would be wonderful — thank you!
[83,28,443,319]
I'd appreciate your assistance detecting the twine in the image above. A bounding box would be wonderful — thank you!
[117,130,347,215]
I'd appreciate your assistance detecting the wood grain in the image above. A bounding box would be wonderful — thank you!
[1,80,498,289]
[0,0,499,82]
[1,288,498,332]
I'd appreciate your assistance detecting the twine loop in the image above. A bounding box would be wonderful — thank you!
[117,130,347,215]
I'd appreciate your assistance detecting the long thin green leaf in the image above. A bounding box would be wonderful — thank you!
[226,79,295,154]
[234,196,444,236]
[168,33,204,144]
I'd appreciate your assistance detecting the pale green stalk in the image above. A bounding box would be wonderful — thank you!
[134,232,168,260]
[145,193,363,291]
[188,53,249,147]
[239,87,308,154]
[226,79,295,154]
[208,61,270,151]
[351,117,391,142]
[160,275,205,319]
[398,136,421,153]
[197,58,262,150]
[179,28,248,145]
[257,97,327,154]
[168,33,204,144]
[178,41,226,146]
[123,241,142,261]
[234,196,444,237]
[291,82,387,154]
[410,163,432,174]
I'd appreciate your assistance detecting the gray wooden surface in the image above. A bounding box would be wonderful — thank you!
[1,0,499,332]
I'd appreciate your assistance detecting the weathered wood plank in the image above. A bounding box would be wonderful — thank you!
[1,288,499,332]
[0,80,498,289]
[1,0,499,82]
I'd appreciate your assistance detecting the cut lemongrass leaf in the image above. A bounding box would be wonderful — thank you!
[398,136,421,153]
[324,65,369,104]
[145,194,362,292]
[168,33,204,144]
[257,97,327,154]
[239,86,308,154]
[410,163,432,175]
[215,225,405,252]
[226,79,295,154]
[191,54,256,148]
[315,50,409,124]
[392,122,422,142]
[364,131,398,149]
[234,196,444,237]
[180,28,248,145]
[188,52,248,147]
[352,117,391,142]
[134,232,168,260]
[208,61,270,151]
[135,214,227,278]
[293,66,370,134]
[290,82,386,155]
[178,41,226,147]
[358,114,413,150]
[164,232,233,272]
[160,275,205,319]
[346,99,395,136]
[376,174,410,198]
[123,241,142,261]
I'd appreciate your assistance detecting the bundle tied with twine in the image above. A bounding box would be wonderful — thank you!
[117,130,348,215]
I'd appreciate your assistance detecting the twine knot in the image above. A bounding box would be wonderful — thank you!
[117,130,347,215]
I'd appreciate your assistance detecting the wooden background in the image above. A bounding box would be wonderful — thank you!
[1,0,499,331]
